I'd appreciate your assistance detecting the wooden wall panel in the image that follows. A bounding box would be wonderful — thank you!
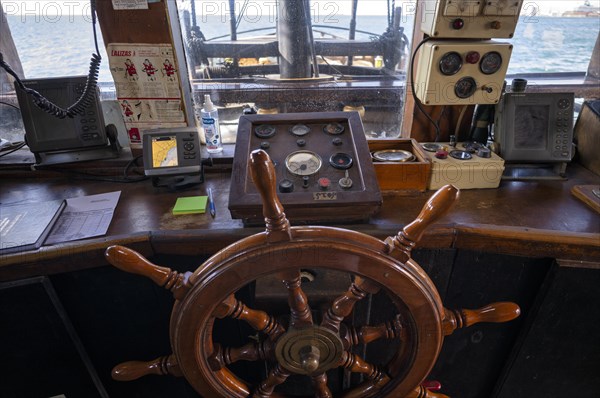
[96,1,172,45]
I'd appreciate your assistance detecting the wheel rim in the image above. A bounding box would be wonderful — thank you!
[172,228,444,398]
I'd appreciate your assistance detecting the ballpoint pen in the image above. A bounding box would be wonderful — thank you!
[208,188,216,218]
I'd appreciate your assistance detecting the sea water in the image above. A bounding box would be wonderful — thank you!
[4,14,599,82]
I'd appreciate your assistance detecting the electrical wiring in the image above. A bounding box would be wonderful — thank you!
[0,141,26,158]
[410,36,442,142]
[0,0,101,119]
[0,101,20,110]
[455,104,469,138]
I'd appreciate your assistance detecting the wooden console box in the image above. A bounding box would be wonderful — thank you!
[368,139,431,191]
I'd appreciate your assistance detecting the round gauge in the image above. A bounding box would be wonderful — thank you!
[449,150,472,160]
[454,77,477,99]
[329,152,354,170]
[255,124,276,139]
[285,151,322,176]
[290,124,311,136]
[439,52,463,76]
[323,122,345,135]
[480,51,503,75]
[372,150,415,162]
[422,143,442,152]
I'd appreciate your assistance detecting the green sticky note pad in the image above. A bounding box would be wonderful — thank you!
[172,196,208,215]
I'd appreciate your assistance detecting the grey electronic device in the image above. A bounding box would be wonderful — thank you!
[142,127,202,176]
[15,75,120,165]
[494,92,574,163]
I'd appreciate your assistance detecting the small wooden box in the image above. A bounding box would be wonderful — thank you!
[368,139,431,192]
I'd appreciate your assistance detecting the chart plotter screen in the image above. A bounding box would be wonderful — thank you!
[151,136,179,168]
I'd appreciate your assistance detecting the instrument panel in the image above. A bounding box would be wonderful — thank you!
[229,112,382,225]
[420,0,524,39]
[415,40,513,105]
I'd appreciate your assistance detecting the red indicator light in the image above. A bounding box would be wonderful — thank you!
[318,177,331,190]
[452,18,464,30]
[466,51,480,64]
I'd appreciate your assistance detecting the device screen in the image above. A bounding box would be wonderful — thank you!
[151,135,179,168]
[514,105,549,149]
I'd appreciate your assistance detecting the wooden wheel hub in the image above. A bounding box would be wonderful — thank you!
[275,325,344,375]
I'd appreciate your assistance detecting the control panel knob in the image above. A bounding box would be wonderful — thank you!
[452,18,464,30]
[332,138,343,146]
[338,170,353,190]
[260,141,270,150]
[302,176,310,189]
[318,177,331,190]
[490,21,502,30]
[296,139,306,147]
[279,179,294,193]
[465,51,480,64]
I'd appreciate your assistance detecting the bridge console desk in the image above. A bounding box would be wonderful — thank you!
[0,160,599,398]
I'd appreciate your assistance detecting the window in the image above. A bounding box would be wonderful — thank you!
[2,1,111,83]
[175,0,417,142]
[508,2,600,75]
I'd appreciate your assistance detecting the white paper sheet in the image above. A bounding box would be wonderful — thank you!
[112,0,148,10]
[46,191,121,245]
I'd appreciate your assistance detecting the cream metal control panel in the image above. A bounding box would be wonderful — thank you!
[415,40,512,105]
[420,0,523,39]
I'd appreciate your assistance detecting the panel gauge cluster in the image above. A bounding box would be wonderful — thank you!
[415,40,513,105]
[229,112,382,225]
[415,0,522,106]
[421,0,524,39]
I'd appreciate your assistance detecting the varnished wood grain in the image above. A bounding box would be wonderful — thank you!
[0,162,599,282]
[112,355,181,381]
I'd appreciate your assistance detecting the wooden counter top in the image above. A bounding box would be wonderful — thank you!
[1,163,598,281]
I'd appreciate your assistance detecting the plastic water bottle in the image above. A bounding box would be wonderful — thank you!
[200,94,223,153]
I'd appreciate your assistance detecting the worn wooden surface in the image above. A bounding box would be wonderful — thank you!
[0,162,599,281]
[96,0,172,45]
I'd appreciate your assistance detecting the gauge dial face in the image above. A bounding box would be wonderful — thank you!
[480,51,503,75]
[285,151,322,176]
[290,124,311,136]
[255,124,276,139]
[329,152,354,169]
[372,150,415,162]
[439,52,463,76]
[454,77,477,99]
[323,122,345,135]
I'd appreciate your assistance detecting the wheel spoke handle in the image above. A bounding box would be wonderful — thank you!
[208,341,274,371]
[321,276,380,333]
[253,363,290,398]
[338,362,390,398]
[406,385,450,398]
[104,245,191,300]
[338,352,387,381]
[215,294,285,339]
[312,373,333,398]
[111,355,181,381]
[443,301,521,336]
[341,316,404,348]
[249,149,292,241]
[279,270,313,328]
[386,185,459,261]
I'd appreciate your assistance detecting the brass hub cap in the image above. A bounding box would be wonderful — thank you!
[275,325,344,375]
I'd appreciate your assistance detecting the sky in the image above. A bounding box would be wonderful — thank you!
[2,0,598,16]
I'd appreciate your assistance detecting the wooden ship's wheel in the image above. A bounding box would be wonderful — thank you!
[105,150,520,398]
